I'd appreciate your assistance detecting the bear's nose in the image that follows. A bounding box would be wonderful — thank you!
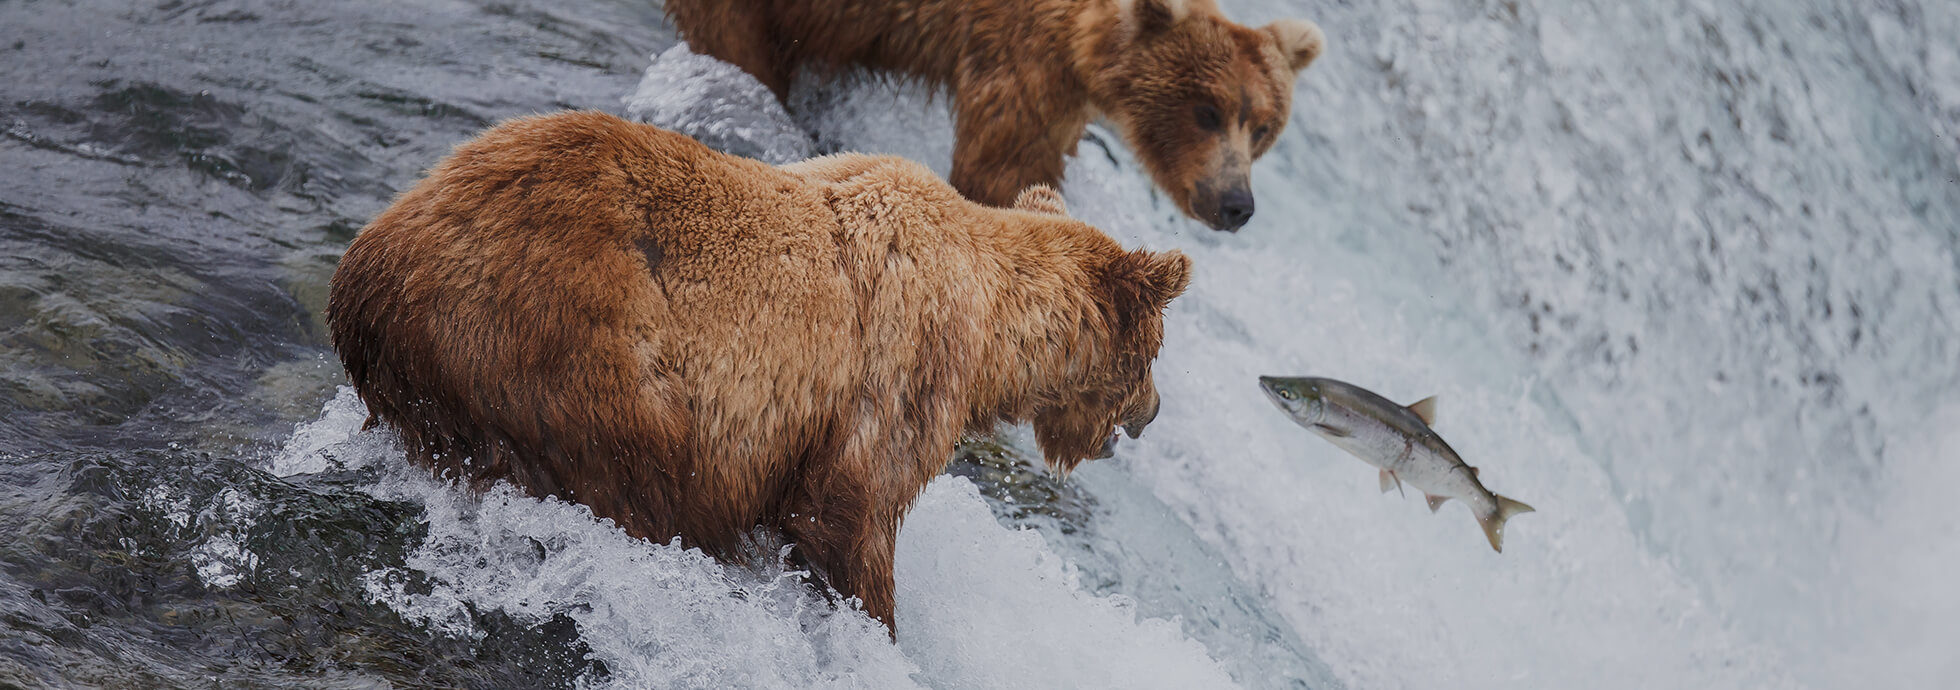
[1216,189,1254,231]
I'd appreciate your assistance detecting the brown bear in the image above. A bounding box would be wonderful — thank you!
[326,111,1190,629]
[664,0,1325,232]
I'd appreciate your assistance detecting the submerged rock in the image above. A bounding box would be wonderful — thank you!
[946,435,1099,535]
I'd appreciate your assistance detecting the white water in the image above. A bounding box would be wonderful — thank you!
[258,1,1958,687]
[272,388,1243,688]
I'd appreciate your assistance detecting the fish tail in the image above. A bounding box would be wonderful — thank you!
[1477,494,1535,553]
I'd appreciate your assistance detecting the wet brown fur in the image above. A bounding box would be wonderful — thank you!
[664,0,1324,229]
[326,111,1190,628]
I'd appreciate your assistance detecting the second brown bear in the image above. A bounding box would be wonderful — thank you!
[666,0,1324,232]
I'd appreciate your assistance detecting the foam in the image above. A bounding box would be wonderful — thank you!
[271,390,1235,689]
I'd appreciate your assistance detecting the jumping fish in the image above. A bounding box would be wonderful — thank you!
[1258,375,1534,552]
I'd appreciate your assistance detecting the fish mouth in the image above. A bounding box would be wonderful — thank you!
[1256,376,1285,404]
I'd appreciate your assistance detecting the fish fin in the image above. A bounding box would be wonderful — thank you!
[1468,466,1480,478]
[1311,423,1351,438]
[1425,494,1450,513]
[1476,494,1536,553]
[1378,469,1396,494]
[1406,395,1438,426]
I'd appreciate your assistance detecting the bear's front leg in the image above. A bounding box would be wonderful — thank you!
[949,72,1084,207]
[780,480,903,631]
[667,0,793,102]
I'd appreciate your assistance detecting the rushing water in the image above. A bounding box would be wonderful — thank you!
[2,0,1956,687]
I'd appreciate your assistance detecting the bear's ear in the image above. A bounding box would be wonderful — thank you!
[1110,249,1193,310]
[1013,185,1070,216]
[1265,19,1326,74]
[1140,250,1194,304]
[1121,0,1188,37]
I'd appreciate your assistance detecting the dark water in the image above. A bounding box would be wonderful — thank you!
[1,0,673,685]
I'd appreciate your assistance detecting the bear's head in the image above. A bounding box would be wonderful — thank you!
[1013,188,1193,473]
[1086,0,1324,232]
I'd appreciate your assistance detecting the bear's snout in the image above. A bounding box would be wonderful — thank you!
[1120,384,1162,439]
[1215,187,1255,232]
[1191,173,1256,232]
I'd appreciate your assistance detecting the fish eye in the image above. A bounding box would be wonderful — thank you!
[1194,104,1223,132]
[1278,389,1297,400]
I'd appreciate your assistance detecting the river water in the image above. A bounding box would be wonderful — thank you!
[1,0,1955,687]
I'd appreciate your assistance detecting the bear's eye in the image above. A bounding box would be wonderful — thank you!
[1253,125,1273,145]
[1194,104,1223,132]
